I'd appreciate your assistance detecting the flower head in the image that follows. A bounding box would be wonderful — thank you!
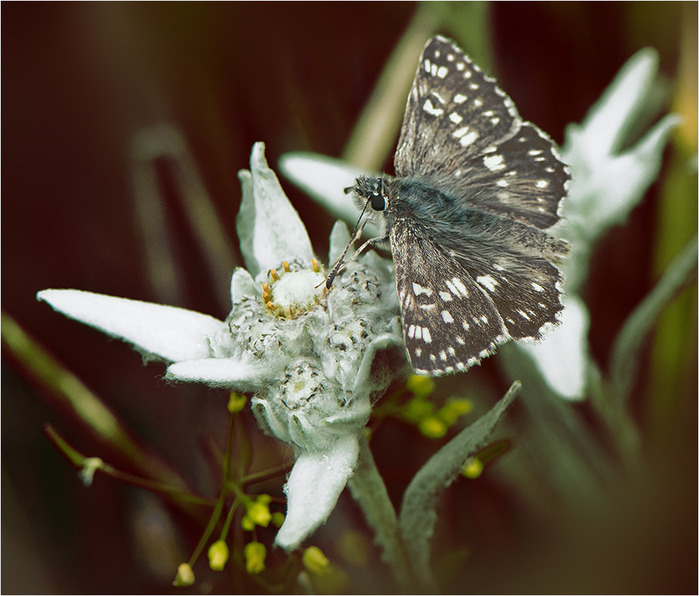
[38,142,407,550]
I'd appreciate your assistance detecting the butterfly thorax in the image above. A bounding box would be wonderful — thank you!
[353,175,465,229]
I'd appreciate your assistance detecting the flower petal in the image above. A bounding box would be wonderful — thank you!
[328,220,351,265]
[568,48,658,158]
[230,267,259,304]
[518,295,590,401]
[37,289,225,362]
[279,151,380,236]
[166,358,278,391]
[274,435,360,551]
[559,49,680,293]
[236,143,315,278]
[353,330,408,401]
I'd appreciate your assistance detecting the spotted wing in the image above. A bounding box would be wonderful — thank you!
[440,210,566,342]
[389,217,510,375]
[394,35,521,180]
[394,36,568,230]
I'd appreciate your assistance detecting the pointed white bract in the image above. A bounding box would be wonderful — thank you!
[522,48,678,400]
[560,48,681,292]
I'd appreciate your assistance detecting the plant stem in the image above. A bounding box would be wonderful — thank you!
[347,434,429,593]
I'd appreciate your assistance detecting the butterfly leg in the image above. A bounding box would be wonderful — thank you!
[325,226,388,289]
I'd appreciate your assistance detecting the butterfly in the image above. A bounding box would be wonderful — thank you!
[331,35,569,375]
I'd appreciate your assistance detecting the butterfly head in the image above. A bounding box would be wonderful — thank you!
[347,176,391,213]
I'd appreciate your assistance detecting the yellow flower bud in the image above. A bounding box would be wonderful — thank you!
[173,562,195,587]
[271,511,285,527]
[241,515,255,531]
[462,457,484,479]
[438,398,473,426]
[207,540,229,571]
[403,396,433,422]
[227,392,247,413]
[302,546,330,575]
[244,494,272,528]
[406,374,435,398]
[418,415,447,438]
[244,541,266,574]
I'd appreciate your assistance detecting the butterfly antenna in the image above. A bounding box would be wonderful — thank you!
[324,197,371,289]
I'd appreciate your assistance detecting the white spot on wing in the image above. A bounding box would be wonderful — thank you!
[446,277,469,298]
[422,327,432,343]
[459,131,478,146]
[483,154,505,171]
[441,310,454,323]
[412,282,433,297]
[423,99,444,117]
[476,275,498,292]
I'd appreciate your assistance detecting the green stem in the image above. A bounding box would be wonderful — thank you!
[2,313,190,493]
[45,424,215,507]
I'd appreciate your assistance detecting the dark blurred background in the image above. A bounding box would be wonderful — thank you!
[2,2,696,594]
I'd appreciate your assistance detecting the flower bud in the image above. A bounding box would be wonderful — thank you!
[173,563,195,586]
[207,540,229,571]
[244,541,266,574]
[302,546,330,575]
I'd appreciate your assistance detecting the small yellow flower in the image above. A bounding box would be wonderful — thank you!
[302,546,330,575]
[271,511,285,527]
[173,562,195,587]
[244,541,266,574]
[418,415,447,439]
[403,396,433,423]
[438,398,473,426]
[242,494,272,530]
[208,540,229,571]
[462,457,484,479]
[406,374,435,398]
[227,392,247,413]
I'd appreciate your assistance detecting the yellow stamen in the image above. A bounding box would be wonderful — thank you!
[283,261,290,272]
[270,269,279,281]
[311,258,319,272]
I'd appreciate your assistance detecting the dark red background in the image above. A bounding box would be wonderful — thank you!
[3,3,696,593]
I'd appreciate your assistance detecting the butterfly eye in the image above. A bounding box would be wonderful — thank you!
[371,192,386,211]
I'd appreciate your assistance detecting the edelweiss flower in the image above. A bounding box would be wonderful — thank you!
[38,142,407,550]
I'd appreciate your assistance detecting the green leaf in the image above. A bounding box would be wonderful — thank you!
[610,234,698,406]
[399,381,520,587]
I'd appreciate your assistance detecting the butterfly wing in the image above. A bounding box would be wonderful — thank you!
[389,217,510,375]
[395,36,568,231]
[380,35,570,374]
[395,36,521,180]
